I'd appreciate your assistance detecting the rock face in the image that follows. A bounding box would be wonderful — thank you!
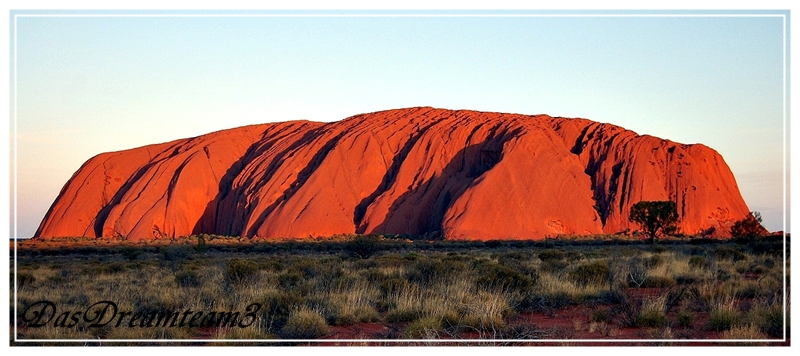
[35,107,752,241]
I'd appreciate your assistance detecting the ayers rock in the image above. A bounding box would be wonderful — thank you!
[35,107,752,241]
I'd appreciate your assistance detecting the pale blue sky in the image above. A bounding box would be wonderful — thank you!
[10,11,789,237]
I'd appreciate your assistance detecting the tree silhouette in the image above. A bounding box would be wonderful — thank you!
[730,211,769,240]
[628,201,679,244]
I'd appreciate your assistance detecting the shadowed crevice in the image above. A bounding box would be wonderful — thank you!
[245,129,350,237]
[92,161,159,237]
[352,117,450,232]
[367,127,521,237]
[192,124,317,236]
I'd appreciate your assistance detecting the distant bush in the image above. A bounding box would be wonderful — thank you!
[645,255,664,268]
[80,262,125,276]
[262,291,306,332]
[379,276,409,298]
[568,261,608,287]
[538,250,569,272]
[175,270,200,287]
[278,271,303,290]
[649,245,668,254]
[196,235,208,254]
[403,252,421,261]
[484,240,504,248]
[160,246,191,263]
[730,212,768,240]
[225,259,258,284]
[407,258,463,286]
[475,262,534,293]
[344,235,382,259]
[714,247,746,262]
[120,247,142,261]
[538,249,565,262]
[688,256,709,270]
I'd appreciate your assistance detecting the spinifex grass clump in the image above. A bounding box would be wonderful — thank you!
[676,309,695,327]
[745,298,786,338]
[279,308,330,339]
[404,316,443,338]
[707,299,742,332]
[635,298,668,328]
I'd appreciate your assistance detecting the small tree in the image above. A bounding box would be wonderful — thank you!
[344,234,382,259]
[628,201,679,244]
[730,211,768,240]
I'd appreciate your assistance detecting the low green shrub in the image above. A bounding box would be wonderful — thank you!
[714,246,746,262]
[345,235,382,259]
[484,240,504,248]
[160,246,191,262]
[541,259,569,272]
[688,256,708,270]
[568,261,608,287]
[403,252,420,261]
[650,245,668,254]
[262,291,306,332]
[225,259,258,283]
[195,235,207,254]
[120,247,142,261]
[378,276,409,298]
[408,258,463,286]
[278,271,303,289]
[475,262,534,293]
[174,270,200,287]
[538,249,565,262]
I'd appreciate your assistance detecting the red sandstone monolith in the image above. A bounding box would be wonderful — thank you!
[35,107,753,240]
